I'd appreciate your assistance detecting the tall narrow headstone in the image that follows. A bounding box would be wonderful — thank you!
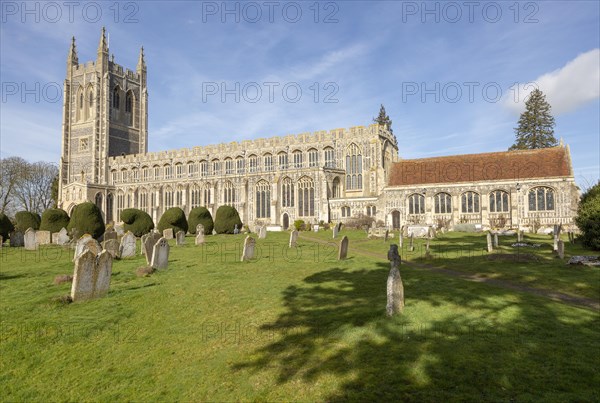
[289,230,298,248]
[195,231,205,245]
[259,226,267,239]
[24,228,37,250]
[486,233,493,253]
[338,236,349,260]
[333,224,339,239]
[493,233,499,248]
[144,232,162,264]
[399,233,403,248]
[196,224,205,236]
[233,224,239,235]
[517,230,522,242]
[151,238,170,270]
[176,230,185,246]
[119,231,137,258]
[557,240,565,259]
[409,233,414,252]
[553,234,558,252]
[241,236,256,261]
[0,235,3,248]
[425,236,431,257]
[386,244,404,316]
[163,228,174,240]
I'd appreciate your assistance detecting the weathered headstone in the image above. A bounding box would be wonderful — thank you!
[24,228,37,250]
[399,233,403,248]
[71,250,113,302]
[289,230,298,248]
[409,233,414,252]
[10,231,24,247]
[102,238,120,258]
[119,231,137,258]
[493,233,499,248]
[103,229,117,241]
[517,230,522,242]
[163,228,174,240]
[196,224,205,236]
[35,230,51,245]
[54,227,70,245]
[73,235,101,261]
[333,224,339,239]
[487,233,493,252]
[176,230,186,246]
[114,224,125,236]
[0,235,3,248]
[150,238,170,269]
[144,232,162,264]
[233,224,239,235]
[140,233,150,254]
[212,229,217,235]
[553,234,558,252]
[386,244,404,316]
[557,240,565,259]
[425,236,431,257]
[195,231,205,245]
[407,225,429,238]
[338,236,349,260]
[241,236,256,261]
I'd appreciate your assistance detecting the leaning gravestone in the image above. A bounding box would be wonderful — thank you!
[258,226,267,239]
[73,235,101,261]
[144,232,163,265]
[103,229,117,241]
[9,231,24,247]
[487,233,493,253]
[557,240,565,259]
[71,250,113,302]
[289,230,298,248]
[102,238,120,258]
[241,236,256,262]
[24,228,37,251]
[36,230,51,245]
[140,233,150,254]
[338,236,349,260]
[196,224,205,236]
[176,230,185,246]
[150,238,170,269]
[163,228,174,240]
[386,244,404,316]
[119,231,137,258]
[195,231,205,245]
[333,224,339,239]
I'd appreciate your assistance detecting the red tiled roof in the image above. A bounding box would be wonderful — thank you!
[388,146,572,187]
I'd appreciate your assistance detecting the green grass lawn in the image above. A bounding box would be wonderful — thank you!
[1,231,598,401]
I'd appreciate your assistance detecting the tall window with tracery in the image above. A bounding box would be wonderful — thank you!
[324,147,335,168]
[434,192,452,214]
[529,187,554,211]
[282,177,294,208]
[408,193,425,214]
[345,144,362,190]
[461,191,480,213]
[293,150,303,168]
[256,181,271,218]
[489,190,509,212]
[298,177,315,217]
[308,149,319,167]
[223,182,235,205]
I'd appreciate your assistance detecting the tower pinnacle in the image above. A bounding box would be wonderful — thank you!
[97,26,108,55]
[68,36,78,65]
[137,46,146,71]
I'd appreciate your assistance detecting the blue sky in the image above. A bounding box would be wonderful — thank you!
[1,1,598,188]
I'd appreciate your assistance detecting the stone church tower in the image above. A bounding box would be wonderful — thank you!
[58,28,147,217]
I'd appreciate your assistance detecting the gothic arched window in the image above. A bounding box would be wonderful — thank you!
[298,177,315,217]
[345,143,362,190]
[434,192,452,214]
[408,193,425,214]
[256,181,271,219]
[282,177,294,208]
[461,191,480,213]
[529,187,555,211]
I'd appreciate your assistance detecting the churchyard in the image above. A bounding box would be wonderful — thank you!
[1,229,598,401]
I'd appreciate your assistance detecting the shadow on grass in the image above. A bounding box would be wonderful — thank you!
[233,258,599,401]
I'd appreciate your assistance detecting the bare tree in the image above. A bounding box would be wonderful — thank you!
[0,157,28,215]
[13,162,58,214]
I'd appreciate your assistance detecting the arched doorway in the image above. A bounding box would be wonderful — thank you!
[282,213,289,230]
[392,210,400,230]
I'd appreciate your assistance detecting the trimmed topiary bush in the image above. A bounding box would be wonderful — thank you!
[188,207,214,235]
[214,205,242,234]
[0,213,14,241]
[121,208,154,237]
[40,208,70,233]
[67,202,105,239]
[14,211,41,232]
[157,207,188,234]
[575,182,600,250]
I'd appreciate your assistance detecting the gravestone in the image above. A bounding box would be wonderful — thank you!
[386,244,404,316]
[144,232,162,264]
[430,226,437,238]
[176,230,186,246]
[73,235,101,261]
[102,238,120,258]
[119,231,137,258]
[233,224,239,235]
[24,228,37,251]
[140,233,150,254]
[409,234,414,252]
[71,250,113,302]
[163,228,174,240]
[425,236,431,257]
[399,233,403,248]
[103,229,117,241]
[151,238,170,269]
[0,235,2,248]
[241,236,256,262]
[557,240,564,259]
[54,227,70,245]
[493,233,499,248]
[338,236,349,260]
[289,230,298,248]
[35,230,51,245]
[259,226,267,239]
[212,229,217,235]
[517,230,522,242]
[9,231,24,247]
[553,235,558,252]
[195,231,205,245]
[196,224,205,236]
[384,229,389,242]
[332,224,339,239]
[114,224,125,236]
[486,233,493,253]
[407,225,429,238]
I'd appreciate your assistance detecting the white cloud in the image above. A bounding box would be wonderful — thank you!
[504,49,600,115]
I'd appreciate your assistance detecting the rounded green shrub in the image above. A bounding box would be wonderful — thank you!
[121,208,154,237]
[188,207,214,235]
[14,211,41,232]
[575,182,600,250]
[67,202,105,239]
[214,205,242,234]
[157,207,188,234]
[40,208,70,233]
[0,213,14,241]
